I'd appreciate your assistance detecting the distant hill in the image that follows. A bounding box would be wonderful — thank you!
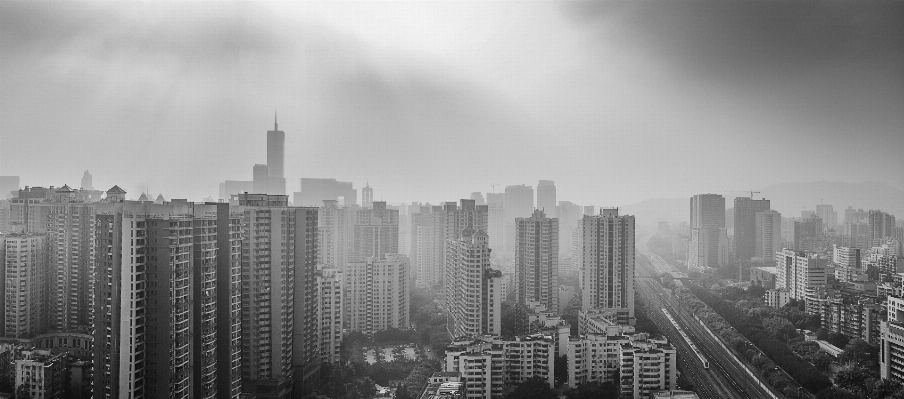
[619,181,904,231]
[757,180,904,220]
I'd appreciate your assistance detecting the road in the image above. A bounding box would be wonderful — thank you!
[636,248,782,399]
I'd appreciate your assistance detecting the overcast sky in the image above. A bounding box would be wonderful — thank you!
[1,1,902,205]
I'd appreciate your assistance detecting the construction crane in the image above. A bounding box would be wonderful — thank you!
[724,189,761,199]
[490,183,500,193]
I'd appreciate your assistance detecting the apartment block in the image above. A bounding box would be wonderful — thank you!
[3,233,48,338]
[734,197,770,261]
[446,228,502,338]
[755,210,782,263]
[775,249,827,300]
[580,209,635,325]
[345,254,410,335]
[515,209,559,311]
[317,267,343,363]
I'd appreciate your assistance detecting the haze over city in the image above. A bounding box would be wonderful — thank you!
[2,1,902,206]
[2,2,904,399]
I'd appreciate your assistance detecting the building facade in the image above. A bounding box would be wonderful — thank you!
[580,209,635,325]
[734,197,771,261]
[755,210,782,263]
[515,209,559,311]
[345,254,410,335]
[445,228,502,338]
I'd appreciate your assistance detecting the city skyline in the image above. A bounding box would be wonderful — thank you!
[2,1,902,206]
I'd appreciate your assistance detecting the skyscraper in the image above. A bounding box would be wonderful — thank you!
[267,115,286,196]
[353,201,399,260]
[487,193,505,255]
[536,180,556,214]
[318,200,355,272]
[816,204,837,230]
[2,233,47,338]
[580,209,635,326]
[515,209,559,311]
[688,194,727,270]
[410,205,444,288]
[345,254,410,335]
[755,210,783,263]
[504,185,534,256]
[734,197,771,261]
[232,193,319,398]
[557,201,582,260]
[206,201,244,399]
[93,198,220,399]
[443,199,489,243]
[446,227,502,338]
[80,170,93,190]
[317,267,343,364]
[870,210,897,243]
[362,183,373,209]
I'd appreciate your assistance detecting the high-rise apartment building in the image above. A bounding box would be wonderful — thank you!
[362,183,373,209]
[880,296,904,383]
[774,249,827,300]
[557,201,582,260]
[816,204,837,230]
[580,209,635,325]
[353,201,399,260]
[207,202,244,399]
[755,210,782,263]
[688,194,727,270]
[267,117,286,196]
[870,210,897,242]
[2,234,47,338]
[411,205,445,288]
[317,267,343,363]
[232,193,319,398]
[345,254,410,335]
[318,200,355,271]
[486,193,505,256]
[515,210,559,311]
[794,214,822,250]
[536,180,556,214]
[503,185,534,256]
[93,198,219,399]
[446,227,503,338]
[687,228,728,270]
[443,199,489,243]
[0,200,10,232]
[734,197,770,261]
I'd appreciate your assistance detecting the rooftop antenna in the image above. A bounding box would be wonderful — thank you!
[274,110,278,131]
[491,183,499,193]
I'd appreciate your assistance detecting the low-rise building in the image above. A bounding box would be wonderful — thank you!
[15,350,64,399]
[764,288,790,308]
[750,266,778,289]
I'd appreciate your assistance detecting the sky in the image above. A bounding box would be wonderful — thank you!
[1,1,902,206]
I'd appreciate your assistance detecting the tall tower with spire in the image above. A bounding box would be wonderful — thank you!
[267,112,286,195]
[362,182,373,209]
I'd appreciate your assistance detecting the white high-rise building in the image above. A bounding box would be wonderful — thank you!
[446,227,503,338]
[580,208,635,326]
[775,249,827,300]
[515,209,559,311]
[345,254,410,335]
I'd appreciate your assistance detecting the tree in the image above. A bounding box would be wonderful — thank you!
[564,381,619,399]
[834,364,873,394]
[839,338,878,367]
[868,378,904,399]
[16,385,32,399]
[816,387,859,399]
[812,351,833,371]
[501,302,531,339]
[828,332,851,349]
[506,377,557,399]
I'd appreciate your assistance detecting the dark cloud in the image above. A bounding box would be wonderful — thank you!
[0,2,288,66]
[561,1,904,82]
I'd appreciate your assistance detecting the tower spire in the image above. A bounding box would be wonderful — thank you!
[274,110,278,131]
